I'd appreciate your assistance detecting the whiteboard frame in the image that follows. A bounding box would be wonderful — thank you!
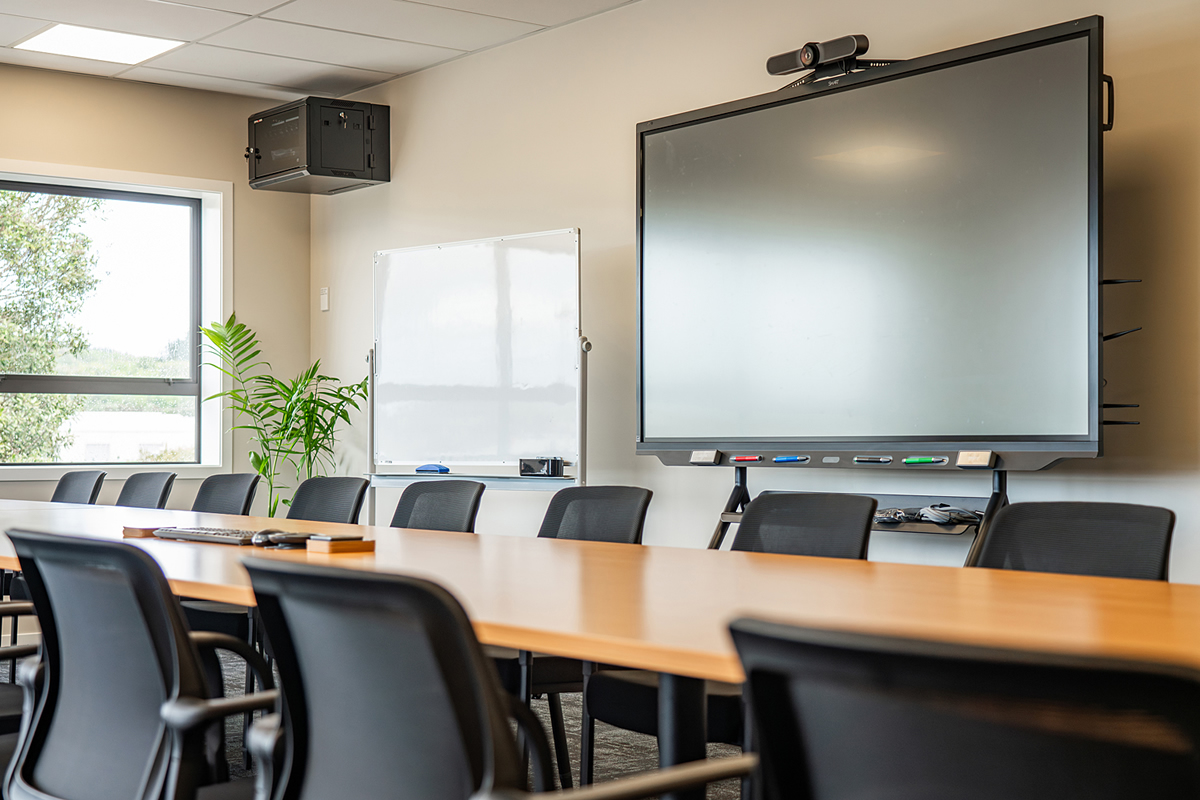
[369,228,584,481]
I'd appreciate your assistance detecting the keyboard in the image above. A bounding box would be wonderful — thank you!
[153,527,258,546]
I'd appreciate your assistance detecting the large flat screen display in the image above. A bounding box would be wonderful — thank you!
[637,18,1103,470]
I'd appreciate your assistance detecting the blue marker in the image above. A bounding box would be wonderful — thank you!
[773,456,809,463]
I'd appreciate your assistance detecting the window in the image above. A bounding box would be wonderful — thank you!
[0,180,203,465]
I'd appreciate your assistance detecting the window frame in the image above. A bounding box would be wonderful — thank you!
[0,160,232,480]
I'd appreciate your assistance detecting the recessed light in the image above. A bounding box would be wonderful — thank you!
[15,24,184,65]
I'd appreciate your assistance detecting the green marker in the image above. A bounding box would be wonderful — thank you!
[903,456,947,465]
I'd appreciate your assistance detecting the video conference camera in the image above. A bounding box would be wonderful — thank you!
[767,35,871,76]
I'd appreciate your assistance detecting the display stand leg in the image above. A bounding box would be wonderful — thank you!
[708,466,751,550]
[964,470,1008,566]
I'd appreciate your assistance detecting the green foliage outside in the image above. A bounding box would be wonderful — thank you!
[0,191,100,463]
[202,314,368,516]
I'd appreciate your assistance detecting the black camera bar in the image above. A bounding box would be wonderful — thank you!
[767,34,899,88]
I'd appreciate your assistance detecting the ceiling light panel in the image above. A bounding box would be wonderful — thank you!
[266,0,541,52]
[0,46,129,77]
[0,0,241,40]
[0,13,47,47]
[16,24,184,64]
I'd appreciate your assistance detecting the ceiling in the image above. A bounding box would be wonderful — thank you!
[0,0,640,102]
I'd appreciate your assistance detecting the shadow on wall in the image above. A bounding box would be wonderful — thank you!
[1061,32,1200,475]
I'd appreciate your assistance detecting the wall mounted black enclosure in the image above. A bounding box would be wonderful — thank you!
[246,97,390,194]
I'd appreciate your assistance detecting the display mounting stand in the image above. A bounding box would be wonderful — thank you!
[707,466,750,549]
[706,466,1010,555]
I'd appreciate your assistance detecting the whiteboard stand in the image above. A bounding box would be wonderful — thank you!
[365,229,586,526]
[365,338,590,525]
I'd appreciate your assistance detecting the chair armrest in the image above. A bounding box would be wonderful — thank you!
[248,713,284,800]
[472,754,758,800]
[160,689,280,732]
[189,630,275,690]
[0,644,38,662]
[0,602,35,617]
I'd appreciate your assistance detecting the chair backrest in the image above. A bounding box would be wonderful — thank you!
[731,617,1200,800]
[731,492,877,559]
[5,530,223,800]
[191,473,261,516]
[391,481,485,532]
[286,477,368,524]
[49,470,106,504]
[244,559,526,800]
[114,471,177,509]
[536,485,653,544]
[974,501,1175,580]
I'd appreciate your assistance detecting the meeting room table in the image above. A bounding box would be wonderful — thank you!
[4,497,1200,799]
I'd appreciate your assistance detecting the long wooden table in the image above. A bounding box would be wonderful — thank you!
[5,498,1200,797]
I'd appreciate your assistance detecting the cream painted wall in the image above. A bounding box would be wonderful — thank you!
[0,64,311,513]
[310,0,1200,577]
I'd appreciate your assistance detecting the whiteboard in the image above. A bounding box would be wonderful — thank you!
[372,229,581,467]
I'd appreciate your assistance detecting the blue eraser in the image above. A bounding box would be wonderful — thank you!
[415,464,449,474]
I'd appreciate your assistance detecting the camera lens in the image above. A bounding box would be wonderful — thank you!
[800,44,817,67]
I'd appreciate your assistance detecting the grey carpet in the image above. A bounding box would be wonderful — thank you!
[216,652,743,798]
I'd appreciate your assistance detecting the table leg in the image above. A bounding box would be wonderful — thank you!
[659,672,707,800]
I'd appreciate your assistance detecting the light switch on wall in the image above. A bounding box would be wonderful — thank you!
[319,287,329,312]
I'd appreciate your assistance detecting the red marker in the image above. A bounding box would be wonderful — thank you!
[731,455,763,462]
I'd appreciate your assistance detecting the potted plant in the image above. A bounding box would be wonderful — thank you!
[201,313,368,516]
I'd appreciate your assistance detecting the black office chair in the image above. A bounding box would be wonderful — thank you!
[731,616,1200,800]
[7,470,109,643]
[581,491,877,785]
[4,529,276,800]
[973,501,1175,580]
[114,471,177,509]
[49,470,105,504]
[286,476,368,524]
[243,558,753,800]
[0,600,40,771]
[391,480,485,532]
[489,485,653,787]
[192,473,261,516]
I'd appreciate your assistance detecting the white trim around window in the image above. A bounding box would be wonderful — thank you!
[0,157,233,482]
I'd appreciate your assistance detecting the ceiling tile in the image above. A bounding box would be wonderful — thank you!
[0,0,244,41]
[265,0,541,51]
[202,18,462,74]
[149,0,286,13]
[141,43,394,95]
[415,0,634,27]
[0,13,48,46]
[0,46,128,77]
[122,65,304,102]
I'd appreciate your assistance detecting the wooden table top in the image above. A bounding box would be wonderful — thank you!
[3,498,1200,683]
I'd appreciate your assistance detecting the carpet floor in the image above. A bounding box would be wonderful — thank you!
[217,653,743,798]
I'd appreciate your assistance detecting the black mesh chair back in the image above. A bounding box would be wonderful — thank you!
[731,617,1200,800]
[191,473,261,516]
[5,530,225,800]
[114,471,177,509]
[245,558,526,800]
[731,492,877,559]
[286,476,368,524]
[974,501,1175,580]
[391,480,486,532]
[49,470,106,504]
[536,485,653,544]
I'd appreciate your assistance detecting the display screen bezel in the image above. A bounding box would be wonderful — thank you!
[634,17,1104,471]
